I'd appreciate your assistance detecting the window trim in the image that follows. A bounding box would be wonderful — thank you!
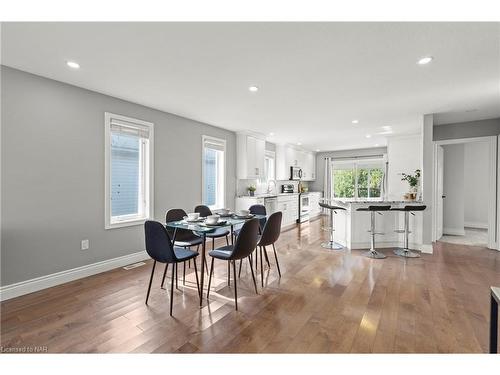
[104,112,154,230]
[331,156,385,199]
[264,150,276,182]
[201,135,226,210]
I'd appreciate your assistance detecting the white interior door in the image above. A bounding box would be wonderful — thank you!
[437,145,444,239]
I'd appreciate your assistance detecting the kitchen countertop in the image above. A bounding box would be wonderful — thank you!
[236,192,300,198]
[323,198,424,204]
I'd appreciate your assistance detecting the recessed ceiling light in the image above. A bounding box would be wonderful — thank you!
[365,134,372,139]
[417,56,433,65]
[248,86,259,92]
[382,125,392,131]
[66,61,80,69]
[297,142,302,146]
[269,132,275,136]
[352,120,359,124]
[316,149,320,152]
[375,144,380,147]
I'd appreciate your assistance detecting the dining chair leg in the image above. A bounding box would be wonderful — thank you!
[225,235,229,246]
[272,243,282,277]
[232,260,238,311]
[145,260,156,305]
[193,257,201,298]
[260,246,264,288]
[238,258,243,278]
[248,256,258,294]
[175,263,179,290]
[204,256,209,274]
[212,237,215,250]
[160,263,168,289]
[188,259,191,269]
[263,246,271,268]
[227,261,231,286]
[207,257,215,299]
[170,262,175,316]
[183,262,186,285]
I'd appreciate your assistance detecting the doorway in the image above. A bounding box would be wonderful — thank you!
[433,136,497,249]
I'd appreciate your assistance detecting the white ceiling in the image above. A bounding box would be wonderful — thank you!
[2,22,499,151]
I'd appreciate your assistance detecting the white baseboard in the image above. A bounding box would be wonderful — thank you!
[443,227,466,236]
[0,250,149,302]
[464,221,488,230]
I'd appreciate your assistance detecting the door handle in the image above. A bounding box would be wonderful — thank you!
[442,195,446,198]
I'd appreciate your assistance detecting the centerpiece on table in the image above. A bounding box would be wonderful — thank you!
[401,169,421,201]
[247,185,256,197]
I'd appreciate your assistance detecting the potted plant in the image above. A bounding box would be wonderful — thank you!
[247,185,256,196]
[401,169,421,200]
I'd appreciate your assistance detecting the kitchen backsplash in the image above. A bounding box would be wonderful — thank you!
[236,179,308,197]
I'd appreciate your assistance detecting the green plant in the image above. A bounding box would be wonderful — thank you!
[247,185,256,192]
[401,169,421,188]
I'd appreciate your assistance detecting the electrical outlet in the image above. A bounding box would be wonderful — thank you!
[81,239,89,250]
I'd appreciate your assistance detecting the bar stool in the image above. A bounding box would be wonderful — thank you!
[356,205,391,259]
[319,202,346,250]
[391,205,426,258]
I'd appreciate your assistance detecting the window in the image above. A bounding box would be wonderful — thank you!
[105,113,154,229]
[202,135,226,210]
[264,151,275,182]
[331,157,385,199]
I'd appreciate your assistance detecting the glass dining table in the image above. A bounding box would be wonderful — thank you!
[165,214,266,306]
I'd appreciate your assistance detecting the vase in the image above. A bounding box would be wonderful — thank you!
[249,191,254,196]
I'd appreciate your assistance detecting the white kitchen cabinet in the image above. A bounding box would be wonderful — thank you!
[237,132,266,179]
[277,194,299,227]
[276,144,316,181]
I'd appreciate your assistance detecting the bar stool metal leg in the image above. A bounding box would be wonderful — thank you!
[321,208,343,250]
[394,211,420,258]
[362,211,386,259]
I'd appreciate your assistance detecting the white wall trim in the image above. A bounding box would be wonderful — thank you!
[443,227,466,236]
[0,251,149,302]
[432,135,498,250]
[464,221,488,230]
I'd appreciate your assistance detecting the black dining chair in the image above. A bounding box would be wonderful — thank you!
[207,218,260,310]
[164,208,206,288]
[235,204,271,275]
[255,211,283,287]
[195,205,232,284]
[144,220,200,316]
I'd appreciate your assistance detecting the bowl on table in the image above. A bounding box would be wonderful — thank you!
[186,212,200,221]
[236,209,251,217]
[205,215,220,225]
[218,208,230,216]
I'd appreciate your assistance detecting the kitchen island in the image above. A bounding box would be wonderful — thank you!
[322,198,428,253]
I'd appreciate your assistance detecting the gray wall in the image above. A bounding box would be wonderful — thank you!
[443,144,465,234]
[434,118,500,141]
[464,141,489,228]
[1,66,236,286]
[310,147,388,193]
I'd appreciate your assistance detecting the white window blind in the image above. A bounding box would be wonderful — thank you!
[105,113,154,229]
[202,135,226,210]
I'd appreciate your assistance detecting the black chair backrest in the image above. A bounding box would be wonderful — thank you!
[165,208,194,242]
[230,218,260,260]
[368,205,391,211]
[249,204,267,229]
[144,220,176,263]
[258,211,282,246]
[194,205,212,217]
[319,202,346,211]
[403,205,426,211]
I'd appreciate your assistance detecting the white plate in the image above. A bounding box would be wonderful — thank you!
[183,216,204,223]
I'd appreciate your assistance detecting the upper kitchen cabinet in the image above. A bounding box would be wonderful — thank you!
[275,144,316,181]
[236,132,266,179]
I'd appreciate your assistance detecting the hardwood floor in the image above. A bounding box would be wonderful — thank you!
[1,217,499,353]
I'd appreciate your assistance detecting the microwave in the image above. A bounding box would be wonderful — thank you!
[290,166,303,180]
